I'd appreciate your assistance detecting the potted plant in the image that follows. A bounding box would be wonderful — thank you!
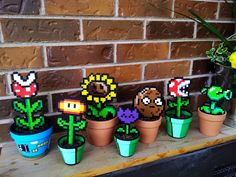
[9,71,53,158]
[57,99,87,165]
[114,107,139,157]
[198,86,232,136]
[165,77,192,139]
[81,73,118,147]
[134,87,164,144]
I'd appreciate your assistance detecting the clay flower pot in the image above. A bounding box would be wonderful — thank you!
[198,108,227,137]
[86,117,118,147]
[135,116,162,144]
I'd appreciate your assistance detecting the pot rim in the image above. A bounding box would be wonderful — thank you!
[114,134,139,142]
[135,116,162,128]
[57,134,85,149]
[86,116,118,129]
[9,119,53,136]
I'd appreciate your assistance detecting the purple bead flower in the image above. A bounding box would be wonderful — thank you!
[117,107,139,124]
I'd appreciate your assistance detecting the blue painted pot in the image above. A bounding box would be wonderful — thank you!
[9,122,53,158]
[57,135,86,165]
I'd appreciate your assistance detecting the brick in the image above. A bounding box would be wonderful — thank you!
[174,0,217,19]
[144,61,190,80]
[192,59,213,75]
[37,69,82,91]
[1,19,80,42]
[83,20,143,41]
[0,0,40,15]
[117,81,164,102]
[197,23,235,38]
[119,0,171,17]
[47,45,113,67]
[0,123,11,142]
[117,43,169,63]
[171,41,212,59]
[0,47,43,70]
[86,65,142,83]
[189,77,209,93]
[45,0,114,16]
[0,75,6,96]
[147,21,194,39]
[52,90,81,112]
[0,99,12,118]
[219,3,234,19]
[197,94,208,108]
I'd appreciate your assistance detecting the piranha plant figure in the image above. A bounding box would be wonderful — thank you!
[198,86,232,137]
[9,71,53,158]
[114,107,140,157]
[81,73,118,147]
[165,77,192,139]
[57,99,87,165]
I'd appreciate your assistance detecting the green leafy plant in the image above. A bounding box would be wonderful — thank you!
[200,86,232,115]
[57,99,87,145]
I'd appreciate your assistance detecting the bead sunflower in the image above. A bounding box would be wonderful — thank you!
[81,74,117,104]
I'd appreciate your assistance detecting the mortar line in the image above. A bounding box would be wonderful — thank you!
[113,43,117,63]
[0,38,221,47]
[0,23,4,43]
[171,0,175,18]
[189,60,194,75]
[168,41,172,59]
[42,46,48,67]
[193,22,197,39]
[40,0,46,15]
[216,2,220,20]
[115,0,119,17]
[79,19,84,41]
[143,20,147,40]
[141,64,146,81]
[6,73,12,95]
[47,94,53,113]
[0,14,234,23]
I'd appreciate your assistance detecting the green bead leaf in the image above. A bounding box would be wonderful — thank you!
[31,100,43,113]
[117,127,125,133]
[57,117,68,129]
[130,128,139,134]
[13,100,27,113]
[99,105,116,119]
[32,116,45,129]
[74,120,87,131]
[15,117,29,129]
[88,105,99,118]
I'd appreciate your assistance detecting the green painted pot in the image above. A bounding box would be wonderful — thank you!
[165,109,192,139]
[114,135,139,157]
[57,135,85,165]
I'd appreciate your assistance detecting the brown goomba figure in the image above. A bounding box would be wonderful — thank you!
[134,87,164,118]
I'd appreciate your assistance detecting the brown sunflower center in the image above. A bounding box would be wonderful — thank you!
[87,81,109,97]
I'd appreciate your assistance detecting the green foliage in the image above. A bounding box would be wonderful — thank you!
[200,86,232,115]
[13,98,45,130]
[116,124,139,135]
[206,43,231,66]
[168,97,189,118]
[87,103,117,119]
[57,115,86,145]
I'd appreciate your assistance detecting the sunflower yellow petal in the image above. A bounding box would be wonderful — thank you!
[96,74,101,81]
[89,75,95,82]
[81,90,89,96]
[110,91,116,98]
[87,95,93,101]
[106,95,112,100]
[81,84,88,89]
[110,84,117,91]
[106,78,113,85]
[101,75,108,81]
[100,97,106,103]
[93,97,99,103]
[83,79,89,85]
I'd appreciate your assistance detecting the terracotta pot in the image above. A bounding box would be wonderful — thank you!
[86,117,118,147]
[198,108,227,137]
[135,116,162,144]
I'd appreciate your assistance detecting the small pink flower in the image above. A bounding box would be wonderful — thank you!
[11,71,38,98]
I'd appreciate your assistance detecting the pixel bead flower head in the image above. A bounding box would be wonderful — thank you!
[168,78,191,97]
[81,73,117,104]
[117,107,139,124]
[11,71,38,98]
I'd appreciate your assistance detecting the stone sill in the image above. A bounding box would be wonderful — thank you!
[1,116,236,177]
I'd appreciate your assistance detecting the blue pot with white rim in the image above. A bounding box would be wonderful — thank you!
[9,120,53,158]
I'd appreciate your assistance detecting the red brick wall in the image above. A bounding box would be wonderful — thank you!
[0,0,235,141]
